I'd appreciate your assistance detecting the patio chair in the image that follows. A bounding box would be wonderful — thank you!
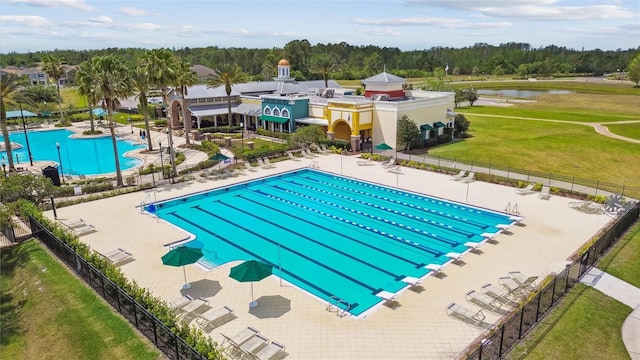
[73,224,96,236]
[177,296,209,321]
[195,306,235,332]
[60,218,86,229]
[237,334,269,357]
[100,248,133,265]
[446,302,485,327]
[450,170,467,181]
[168,295,193,311]
[569,201,604,214]
[245,162,257,172]
[224,168,238,177]
[319,144,331,153]
[263,158,276,168]
[465,290,503,314]
[460,172,475,183]
[508,271,539,290]
[254,341,286,360]
[256,158,269,169]
[480,283,519,305]
[221,327,260,352]
[538,185,551,200]
[499,277,530,299]
[386,165,402,174]
[287,152,301,161]
[303,149,316,158]
[515,183,536,195]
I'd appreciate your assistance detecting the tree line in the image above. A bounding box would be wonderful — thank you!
[2,41,638,81]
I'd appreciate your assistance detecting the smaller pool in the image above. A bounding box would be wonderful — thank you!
[1,129,145,175]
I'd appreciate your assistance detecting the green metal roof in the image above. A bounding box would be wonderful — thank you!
[420,124,433,131]
[433,121,446,128]
[260,115,288,123]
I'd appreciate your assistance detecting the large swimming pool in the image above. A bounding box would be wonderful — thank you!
[1,129,144,175]
[146,169,516,316]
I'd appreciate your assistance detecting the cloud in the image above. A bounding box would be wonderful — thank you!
[90,16,113,24]
[172,25,305,40]
[1,0,93,11]
[406,0,636,21]
[0,15,51,27]
[118,7,147,16]
[354,16,511,30]
[363,28,401,37]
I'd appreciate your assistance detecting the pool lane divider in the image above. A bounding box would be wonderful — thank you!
[219,199,407,280]
[270,184,460,249]
[252,188,444,258]
[192,205,381,294]
[301,175,491,230]
[166,210,362,313]
[235,193,427,269]
[284,178,475,240]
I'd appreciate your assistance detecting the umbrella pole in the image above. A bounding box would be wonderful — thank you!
[182,266,191,290]
[249,282,257,308]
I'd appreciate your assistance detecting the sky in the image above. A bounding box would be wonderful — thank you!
[0,0,638,54]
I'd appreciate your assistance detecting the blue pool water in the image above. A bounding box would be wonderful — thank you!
[147,169,515,316]
[1,129,144,175]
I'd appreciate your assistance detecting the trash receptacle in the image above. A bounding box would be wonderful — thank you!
[42,165,61,186]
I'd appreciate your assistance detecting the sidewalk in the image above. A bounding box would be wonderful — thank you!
[580,267,640,360]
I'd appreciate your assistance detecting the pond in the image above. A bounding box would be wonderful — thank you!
[477,89,574,98]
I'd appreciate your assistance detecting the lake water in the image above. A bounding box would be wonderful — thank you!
[477,89,573,98]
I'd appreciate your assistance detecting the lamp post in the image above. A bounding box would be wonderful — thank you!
[165,128,175,183]
[128,118,133,134]
[240,122,244,151]
[159,140,164,179]
[19,102,34,166]
[1,159,6,177]
[56,142,64,182]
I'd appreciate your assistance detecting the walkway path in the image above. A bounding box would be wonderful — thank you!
[580,267,640,360]
[462,112,640,144]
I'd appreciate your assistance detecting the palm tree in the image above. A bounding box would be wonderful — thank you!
[76,61,99,133]
[0,73,23,172]
[207,63,247,127]
[173,60,197,145]
[310,54,339,88]
[42,55,66,123]
[91,55,132,187]
[139,49,177,167]
[131,66,153,150]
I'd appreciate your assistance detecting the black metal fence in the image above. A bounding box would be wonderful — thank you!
[464,202,640,360]
[400,154,640,200]
[27,216,208,360]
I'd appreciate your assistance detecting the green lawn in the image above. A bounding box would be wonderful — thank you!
[0,240,160,360]
[606,123,640,141]
[598,222,640,288]
[460,104,639,123]
[428,116,640,186]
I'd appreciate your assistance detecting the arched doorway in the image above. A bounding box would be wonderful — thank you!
[333,121,351,141]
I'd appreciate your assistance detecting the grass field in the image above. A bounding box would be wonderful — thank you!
[606,123,640,141]
[0,240,161,360]
[598,222,640,288]
[428,116,640,186]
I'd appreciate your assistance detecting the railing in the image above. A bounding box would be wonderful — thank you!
[462,202,640,360]
[27,217,208,360]
[398,153,640,200]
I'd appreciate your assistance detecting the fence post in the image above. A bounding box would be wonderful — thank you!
[534,291,542,322]
[518,307,525,338]
[550,275,557,303]
[116,289,122,312]
[175,333,179,359]
[101,275,106,298]
[498,326,506,358]
[565,264,571,291]
[133,302,139,329]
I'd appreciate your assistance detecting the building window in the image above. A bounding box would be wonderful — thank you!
[282,109,290,118]
[273,108,280,116]
[263,106,272,115]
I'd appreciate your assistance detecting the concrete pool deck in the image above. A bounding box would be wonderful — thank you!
[44,152,615,359]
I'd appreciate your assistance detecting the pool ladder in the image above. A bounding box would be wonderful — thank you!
[308,160,319,169]
[327,296,351,318]
[140,193,152,213]
[505,202,519,215]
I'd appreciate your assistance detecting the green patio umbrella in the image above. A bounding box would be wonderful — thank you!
[209,152,231,172]
[375,143,393,150]
[161,246,203,290]
[229,260,273,308]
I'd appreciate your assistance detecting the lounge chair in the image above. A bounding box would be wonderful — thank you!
[174,295,208,318]
[168,295,193,311]
[195,306,235,331]
[569,201,604,214]
[303,149,316,158]
[100,248,133,265]
[386,165,402,174]
[450,170,467,181]
[499,277,530,298]
[508,271,539,290]
[465,290,503,314]
[357,158,375,166]
[224,168,238,177]
[263,158,276,168]
[319,145,331,153]
[381,157,396,167]
[254,341,286,360]
[480,283,519,305]
[73,224,96,236]
[538,185,551,200]
[287,152,301,161]
[244,162,257,172]
[460,172,475,183]
[238,334,269,357]
[515,183,536,195]
[221,327,260,352]
[446,302,485,327]
[61,218,86,229]
[257,158,269,169]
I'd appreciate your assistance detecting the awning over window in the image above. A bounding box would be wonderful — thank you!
[235,103,262,116]
[433,121,446,128]
[260,115,288,123]
[189,105,232,117]
[420,124,433,131]
[295,117,329,126]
